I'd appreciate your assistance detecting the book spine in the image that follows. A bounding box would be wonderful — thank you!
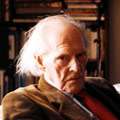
[4,0,10,21]
[8,34,15,59]
[0,70,5,103]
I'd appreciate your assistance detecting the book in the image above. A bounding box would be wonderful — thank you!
[65,0,101,3]
[0,70,5,103]
[4,0,10,21]
[8,33,15,59]
[86,28,98,60]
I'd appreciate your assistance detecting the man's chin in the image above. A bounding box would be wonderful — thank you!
[62,81,84,94]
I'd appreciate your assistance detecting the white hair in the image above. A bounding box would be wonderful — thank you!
[16,15,88,76]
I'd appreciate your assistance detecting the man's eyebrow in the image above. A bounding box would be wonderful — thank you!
[56,53,69,58]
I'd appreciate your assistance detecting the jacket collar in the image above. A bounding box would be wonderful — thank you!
[35,76,93,120]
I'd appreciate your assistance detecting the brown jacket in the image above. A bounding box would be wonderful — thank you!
[2,77,120,120]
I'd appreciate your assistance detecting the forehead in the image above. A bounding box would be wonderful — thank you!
[43,23,85,52]
[57,25,84,46]
[57,27,84,53]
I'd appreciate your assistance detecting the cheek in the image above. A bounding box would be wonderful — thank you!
[46,62,63,80]
[55,64,64,77]
[55,63,69,82]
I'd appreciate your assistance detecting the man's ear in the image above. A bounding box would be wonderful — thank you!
[34,55,45,71]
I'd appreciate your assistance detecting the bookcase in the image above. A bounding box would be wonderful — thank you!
[0,0,108,103]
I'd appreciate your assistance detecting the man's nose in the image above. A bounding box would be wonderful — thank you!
[69,58,80,72]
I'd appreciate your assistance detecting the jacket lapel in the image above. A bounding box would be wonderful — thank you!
[36,78,92,120]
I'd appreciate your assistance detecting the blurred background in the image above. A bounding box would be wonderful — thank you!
[0,0,120,103]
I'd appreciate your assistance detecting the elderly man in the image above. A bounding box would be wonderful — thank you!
[2,15,120,120]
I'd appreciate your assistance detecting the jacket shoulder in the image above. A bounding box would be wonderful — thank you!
[85,76,120,118]
[2,87,34,107]
[2,86,46,120]
[85,76,115,90]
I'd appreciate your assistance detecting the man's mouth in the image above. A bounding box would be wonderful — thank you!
[65,77,82,83]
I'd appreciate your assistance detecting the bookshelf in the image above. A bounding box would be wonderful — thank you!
[0,0,108,103]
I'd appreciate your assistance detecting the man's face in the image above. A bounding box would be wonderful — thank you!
[41,24,87,94]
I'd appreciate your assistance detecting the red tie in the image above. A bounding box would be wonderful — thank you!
[79,91,118,120]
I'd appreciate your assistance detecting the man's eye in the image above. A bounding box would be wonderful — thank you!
[56,55,69,64]
[57,55,67,61]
